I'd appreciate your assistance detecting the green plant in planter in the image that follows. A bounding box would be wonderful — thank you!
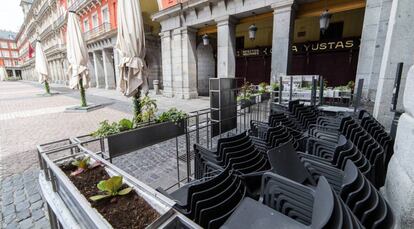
[238,82,253,101]
[270,82,280,91]
[90,176,132,201]
[70,156,90,176]
[118,118,134,131]
[137,95,158,123]
[91,120,121,137]
[70,156,101,176]
[156,108,188,124]
[347,80,355,91]
[258,82,269,95]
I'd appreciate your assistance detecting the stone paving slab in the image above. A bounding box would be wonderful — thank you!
[0,80,210,228]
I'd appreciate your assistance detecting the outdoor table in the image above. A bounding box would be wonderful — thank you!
[318,105,354,113]
[221,197,304,229]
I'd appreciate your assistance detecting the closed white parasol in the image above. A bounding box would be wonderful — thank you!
[35,41,49,83]
[66,11,89,90]
[115,0,148,97]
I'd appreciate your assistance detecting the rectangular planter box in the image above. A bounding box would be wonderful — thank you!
[107,121,185,158]
[38,144,200,229]
[260,92,270,101]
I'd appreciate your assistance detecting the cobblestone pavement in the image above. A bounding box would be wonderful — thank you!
[0,81,209,228]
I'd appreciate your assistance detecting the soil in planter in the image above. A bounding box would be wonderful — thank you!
[61,164,160,229]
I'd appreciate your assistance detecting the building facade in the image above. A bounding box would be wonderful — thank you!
[10,0,414,129]
[153,0,414,129]
[0,30,21,78]
[17,0,162,90]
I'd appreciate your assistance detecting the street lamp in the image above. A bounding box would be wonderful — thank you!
[248,24,258,40]
[320,10,332,34]
[202,34,209,46]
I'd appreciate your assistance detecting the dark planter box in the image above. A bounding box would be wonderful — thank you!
[260,92,270,101]
[107,121,185,158]
[240,99,251,109]
[250,96,257,105]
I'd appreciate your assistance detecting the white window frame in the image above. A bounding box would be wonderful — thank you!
[101,5,109,24]
[3,51,10,57]
[0,42,8,49]
[92,12,99,28]
[83,18,89,32]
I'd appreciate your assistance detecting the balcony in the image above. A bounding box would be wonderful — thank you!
[37,0,50,19]
[83,23,112,41]
[40,25,54,39]
[44,44,65,54]
[53,14,67,29]
[68,0,101,13]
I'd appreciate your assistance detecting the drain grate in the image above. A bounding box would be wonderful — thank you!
[178,151,195,162]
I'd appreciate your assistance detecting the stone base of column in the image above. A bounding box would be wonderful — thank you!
[175,90,198,99]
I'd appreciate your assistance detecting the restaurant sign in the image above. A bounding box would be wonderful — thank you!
[236,38,360,57]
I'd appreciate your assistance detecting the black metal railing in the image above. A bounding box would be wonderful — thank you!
[83,22,111,41]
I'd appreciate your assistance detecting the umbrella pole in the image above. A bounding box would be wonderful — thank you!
[44,81,51,94]
[79,78,87,107]
[133,90,142,124]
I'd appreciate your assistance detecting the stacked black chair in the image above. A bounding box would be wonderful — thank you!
[249,124,300,153]
[299,134,374,183]
[222,173,363,228]
[308,116,386,187]
[358,110,394,170]
[288,101,320,130]
[157,168,246,229]
[299,158,394,228]
[194,132,270,180]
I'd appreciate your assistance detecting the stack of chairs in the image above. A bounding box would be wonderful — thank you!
[308,115,387,187]
[157,167,246,229]
[287,100,320,130]
[300,134,374,184]
[300,158,394,228]
[249,124,301,153]
[193,132,270,180]
[358,110,394,170]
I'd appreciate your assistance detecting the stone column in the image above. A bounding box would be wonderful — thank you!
[160,31,173,97]
[113,48,120,89]
[171,29,184,97]
[384,65,414,229]
[270,0,295,82]
[181,27,198,99]
[88,53,96,88]
[216,16,237,78]
[93,51,105,88]
[373,0,414,130]
[102,48,116,89]
[355,0,392,100]
[12,69,16,78]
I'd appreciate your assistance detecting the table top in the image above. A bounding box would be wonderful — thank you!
[221,197,305,229]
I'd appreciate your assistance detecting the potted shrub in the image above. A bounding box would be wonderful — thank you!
[258,82,270,101]
[237,82,255,109]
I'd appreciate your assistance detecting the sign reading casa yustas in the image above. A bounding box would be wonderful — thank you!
[292,38,360,54]
[236,38,360,57]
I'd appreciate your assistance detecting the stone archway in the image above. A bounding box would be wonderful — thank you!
[197,43,215,96]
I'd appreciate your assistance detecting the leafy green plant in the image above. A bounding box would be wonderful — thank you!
[258,82,269,94]
[270,82,280,91]
[91,120,121,137]
[90,176,132,201]
[334,86,350,92]
[156,108,188,124]
[139,96,158,123]
[347,80,355,91]
[118,118,133,131]
[70,157,90,176]
[238,81,254,101]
